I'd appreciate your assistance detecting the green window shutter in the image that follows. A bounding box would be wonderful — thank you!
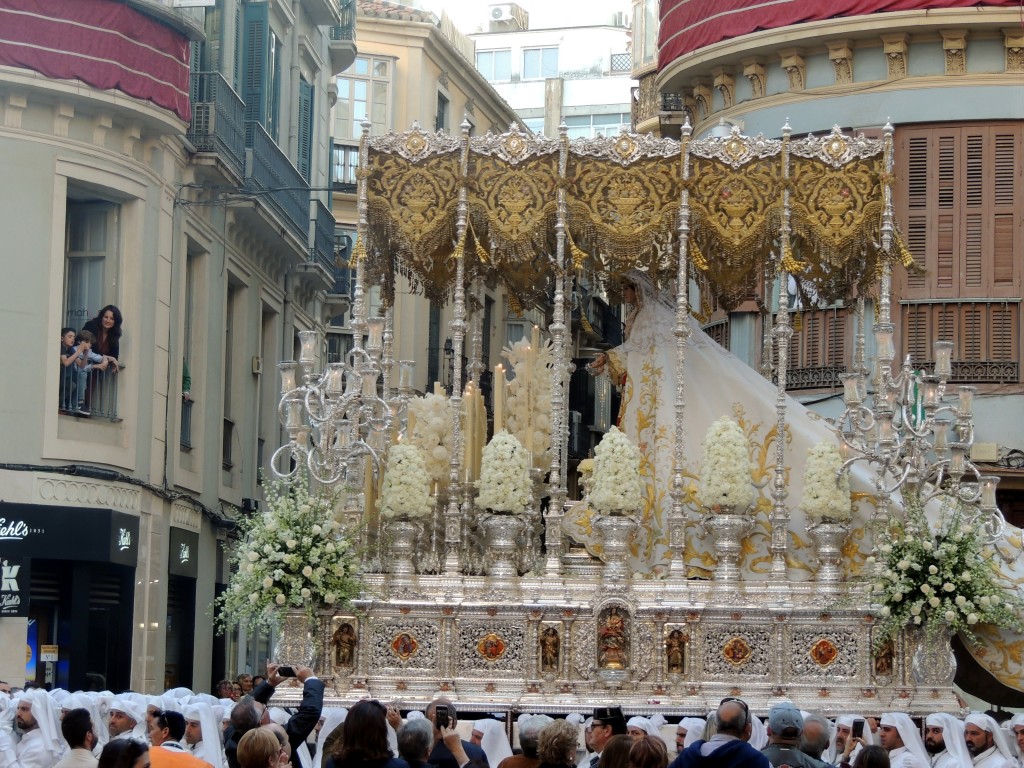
[189,39,202,105]
[233,1,242,93]
[297,78,314,182]
[242,0,269,126]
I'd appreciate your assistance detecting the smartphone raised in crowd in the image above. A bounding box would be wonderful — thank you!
[852,720,865,738]
[435,704,450,729]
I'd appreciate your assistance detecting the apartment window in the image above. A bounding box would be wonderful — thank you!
[772,307,849,390]
[522,47,558,80]
[895,123,1022,381]
[436,92,449,133]
[331,143,359,189]
[64,201,119,330]
[564,113,631,140]
[476,49,511,82]
[296,77,314,182]
[336,56,391,141]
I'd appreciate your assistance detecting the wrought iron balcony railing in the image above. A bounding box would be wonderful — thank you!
[187,72,246,178]
[244,120,310,246]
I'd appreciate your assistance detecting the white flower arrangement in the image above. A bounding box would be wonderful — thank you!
[577,458,594,475]
[698,416,754,512]
[872,496,1024,648]
[802,440,852,522]
[590,426,643,515]
[215,477,361,632]
[476,430,531,513]
[407,393,453,485]
[379,443,432,519]
[503,336,554,469]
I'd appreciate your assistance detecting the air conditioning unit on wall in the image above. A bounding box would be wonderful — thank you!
[488,3,528,30]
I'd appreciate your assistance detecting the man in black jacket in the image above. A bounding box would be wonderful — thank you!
[425,699,489,768]
[224,664,325,768]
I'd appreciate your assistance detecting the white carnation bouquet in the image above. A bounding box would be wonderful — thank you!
[871,496,1024,647]
[407,393,453,485]
[590,426,643,514]
[503,337,553,469]
[802,440,852,522]
[698,416,754,511]
[476,430,531,513]
[215,476,361,632]
[379,443,432,519]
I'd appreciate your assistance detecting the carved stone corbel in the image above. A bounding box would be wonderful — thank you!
[779,48,806,92]
[3,92,27,130]
[712,67,735,109]
[1003,27,1024,73]
[827,40,854,85]
[692,78,712,120]
[742,58,766,98]
[882,34,908,80]
[941,30,967,75]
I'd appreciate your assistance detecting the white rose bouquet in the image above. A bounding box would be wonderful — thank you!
[590,426,643,514]
[476,430,531,513]
[802,440,852,521]
[215,477,361,632]
[407,393,453,486]
[872,495,1024,648]
[698,416,754,512]
[379,443,432,519]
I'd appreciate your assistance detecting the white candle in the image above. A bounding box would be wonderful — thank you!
[493,364,505,433]
[434,381,444,397]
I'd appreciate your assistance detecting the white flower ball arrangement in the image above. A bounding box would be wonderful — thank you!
[698,416,754,512]
[503,336,554,469]
[407,393,453,485]
[476,430,531,513]
[590,426,643,515]
[379,443,432,519]
[801,440,852,521]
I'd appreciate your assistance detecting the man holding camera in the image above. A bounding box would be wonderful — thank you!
[224,663,324,768]
[425,699,489,768]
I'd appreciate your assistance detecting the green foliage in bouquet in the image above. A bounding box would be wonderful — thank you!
[215,476,362,633]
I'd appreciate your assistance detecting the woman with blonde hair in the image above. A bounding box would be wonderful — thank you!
[237,728,287,768]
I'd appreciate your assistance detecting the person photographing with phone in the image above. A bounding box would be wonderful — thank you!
[224,663,325,768]
[424,700,489,768]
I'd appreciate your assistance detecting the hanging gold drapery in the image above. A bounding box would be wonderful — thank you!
[687,129,783,311]
[787,127,899,306]
[465,126,561,307]
[361,122,901,325]
[364,124,469,303]
[565,132,683,287]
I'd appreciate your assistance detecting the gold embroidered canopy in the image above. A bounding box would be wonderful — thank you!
[360,123,907,310]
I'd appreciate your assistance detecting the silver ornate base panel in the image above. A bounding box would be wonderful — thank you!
[274,576,961,716]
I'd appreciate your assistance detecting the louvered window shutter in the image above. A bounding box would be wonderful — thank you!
[243,1,269,126]
[298,78,315,182]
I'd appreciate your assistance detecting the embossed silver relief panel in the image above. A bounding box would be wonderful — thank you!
[457,621,526,676]
[789,627,860,679]
[369,618,440,672]
[699,625,773,678]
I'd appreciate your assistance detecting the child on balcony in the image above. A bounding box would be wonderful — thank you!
[59,327,86,413]
[68,329,108,416]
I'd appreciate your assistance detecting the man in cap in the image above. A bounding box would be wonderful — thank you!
[669,698,768,768]
[587,707,627,768]
[878,713,929,768]
[54,708,98,768]
[924,714,970,768]
[108,698,147,741]
[964,714,1016,768]
[761,705,825,768]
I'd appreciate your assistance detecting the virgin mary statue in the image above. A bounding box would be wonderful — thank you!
[574,270,861,577]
